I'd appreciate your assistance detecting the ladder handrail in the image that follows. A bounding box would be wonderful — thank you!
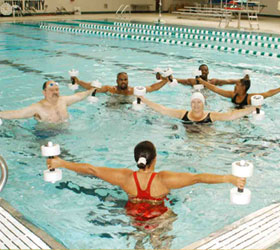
[0,156,8,192]
[116,4,124,16]
[120,4,131,19]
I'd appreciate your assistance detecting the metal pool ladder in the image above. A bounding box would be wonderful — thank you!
[116,4,131,20]
[0,156,8,192]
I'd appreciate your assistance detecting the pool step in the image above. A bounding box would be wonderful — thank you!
[183,202,280,249]
[0,198,65,250]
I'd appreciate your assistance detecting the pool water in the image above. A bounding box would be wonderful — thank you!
[0,21,280,249]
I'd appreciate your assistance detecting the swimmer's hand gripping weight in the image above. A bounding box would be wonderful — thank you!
[87,80,102,103]
[68,69,79,90]
[133,86,146,111]
[162,68,178,87]
[251,95,265,121]
[41,141,62,183]
[230,160,253,205]
[192,69,204,90]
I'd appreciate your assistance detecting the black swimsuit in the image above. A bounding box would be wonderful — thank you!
[232,94,249,107]
[182,111,213,124]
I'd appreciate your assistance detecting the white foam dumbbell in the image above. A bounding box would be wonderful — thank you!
[251,95,265,121]
[193,84,204,91]
[153,67,164,82]
[162,68,178,87]
[87,80,102,104]
[133,86,146,111]
[68,69,79,90]
[154,67,164,75]
[192,69,204,90]
[230,160,253,205]
[41,141,62,183]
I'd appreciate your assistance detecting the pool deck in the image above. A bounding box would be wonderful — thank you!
[0,198,65,250]
[0,13,280,35]
[183,202,280,250]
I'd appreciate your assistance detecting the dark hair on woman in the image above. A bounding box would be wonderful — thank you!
[134,141,156,169]
[241,74,251,91]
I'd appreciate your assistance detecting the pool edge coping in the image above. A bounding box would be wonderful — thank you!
[0,198,67,250]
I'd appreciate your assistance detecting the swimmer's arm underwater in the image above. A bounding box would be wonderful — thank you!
[0,103,38,120]
[47,156,132,187]
[210,105,258,121]
[198,78,234,98]
[159,171,246,190]
[139,96,185,119]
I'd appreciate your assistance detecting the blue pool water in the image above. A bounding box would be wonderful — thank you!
[0,20,280,249]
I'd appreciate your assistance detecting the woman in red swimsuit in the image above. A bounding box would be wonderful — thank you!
[47,141,246,248]
[47,140,245,217]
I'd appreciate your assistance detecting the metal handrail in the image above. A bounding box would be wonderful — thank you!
[116,4,124,17]
[0,156,8,192]
[120,4,131,19]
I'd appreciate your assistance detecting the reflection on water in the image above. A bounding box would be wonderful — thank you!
[33,121,70,139]
[104,95,135,109]
[129,210,177,250]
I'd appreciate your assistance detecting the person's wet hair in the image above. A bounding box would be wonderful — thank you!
[42,81,48,90]
[134,141,156,169]
[199,64,208,71]
[241,74,251,91]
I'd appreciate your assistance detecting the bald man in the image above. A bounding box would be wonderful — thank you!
[72,72,168,96]
[0,80,95,123]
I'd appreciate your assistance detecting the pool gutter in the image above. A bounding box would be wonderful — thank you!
[0,198,66,250]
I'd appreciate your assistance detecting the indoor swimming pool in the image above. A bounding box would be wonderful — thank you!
[0,20,280,249]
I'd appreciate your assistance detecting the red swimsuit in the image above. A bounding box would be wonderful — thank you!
[125,172,168,221]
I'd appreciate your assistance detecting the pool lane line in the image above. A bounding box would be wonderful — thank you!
[79,23,279,50]
[39,20,280,44]
[113,21,280,43]
[39,24,280,59]
[8,24,279,76]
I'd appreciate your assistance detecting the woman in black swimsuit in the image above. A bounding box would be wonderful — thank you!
[197,75,280,108]
[139,92,258,123]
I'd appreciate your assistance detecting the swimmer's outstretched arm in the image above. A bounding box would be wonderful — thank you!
[159,171,246,190]
[47,156,132,187]
[176,78,195,86]
[248,87,280,101]
[210,78,239,86]
[73,76,114,93]
[146,78,169,93]
[0,103,38,120]
[210,105,258,121]
[198,78,234,98]
[139,96,185,119]
[72,77,92,90]
[64,88,97,105]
